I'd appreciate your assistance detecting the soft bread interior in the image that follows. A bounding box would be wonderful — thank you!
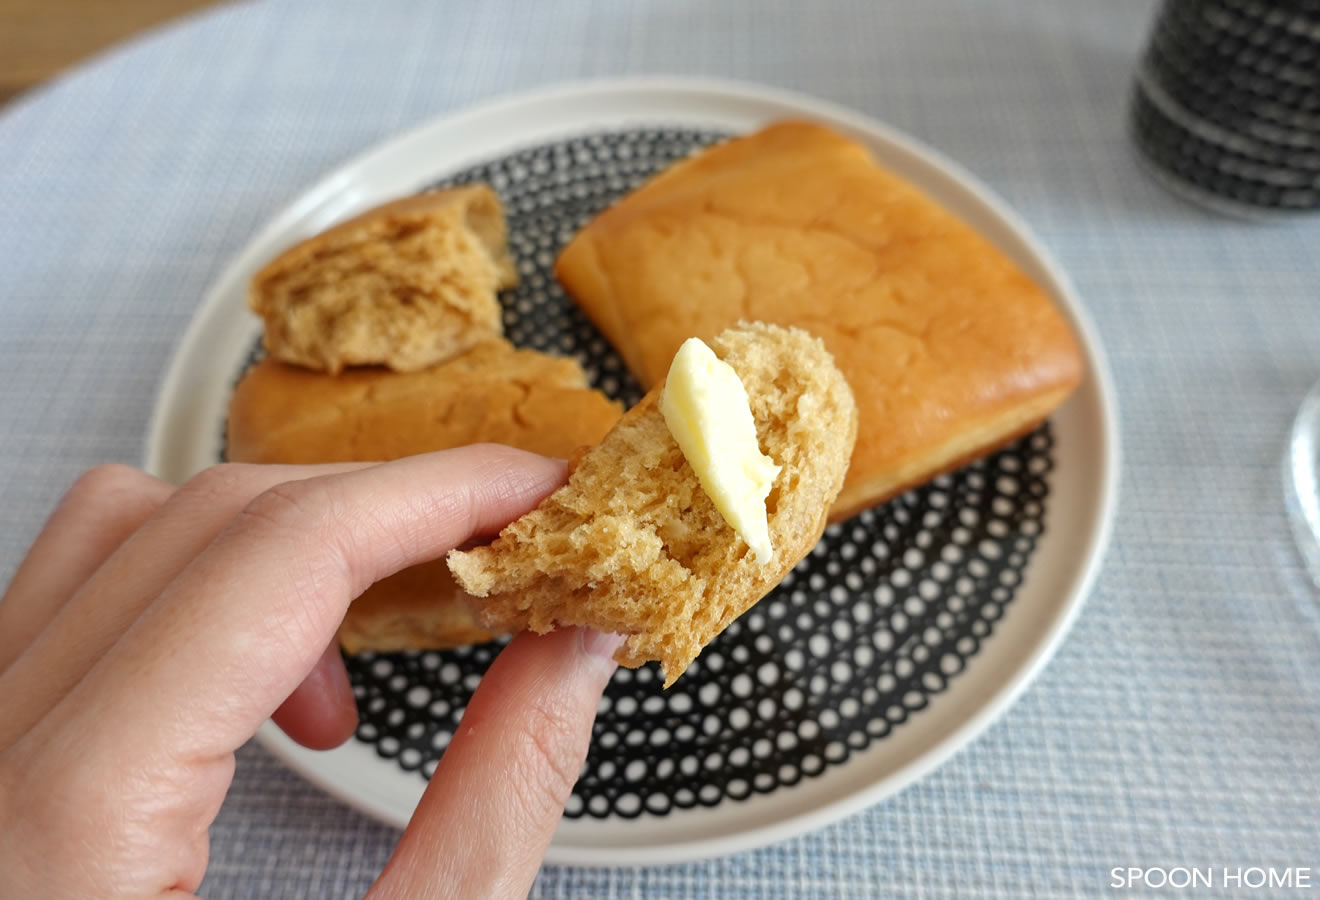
[448,322,858,685]
[249,186,515,373]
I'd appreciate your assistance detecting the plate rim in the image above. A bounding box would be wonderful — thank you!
[143,74,1120,867]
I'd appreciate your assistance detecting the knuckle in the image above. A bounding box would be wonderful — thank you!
[509,700,588,818]
[177,462,258,507]
[233,483,350,647]
[62,463,146,508]
[235,480,330,535]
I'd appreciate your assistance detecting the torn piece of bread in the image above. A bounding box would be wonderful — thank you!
[250,185,517,374]
[226,340,622,465]
[226,340,622,652]
[554,120,1083,520]
[447,322,858,685]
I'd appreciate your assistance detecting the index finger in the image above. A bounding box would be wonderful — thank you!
[21,445,566,764]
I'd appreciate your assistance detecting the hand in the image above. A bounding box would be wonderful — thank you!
[0,446,620,899]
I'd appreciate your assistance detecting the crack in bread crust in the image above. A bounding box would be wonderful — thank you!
[554,121,1083,520]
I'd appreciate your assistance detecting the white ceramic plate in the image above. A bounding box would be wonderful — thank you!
[144,77,1119,866]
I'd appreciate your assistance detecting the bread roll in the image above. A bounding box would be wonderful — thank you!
[448,322,857,685]
[226,340,622,652]
[227,340,621,465]
[554,121,1083,520]
[250,185,517,374]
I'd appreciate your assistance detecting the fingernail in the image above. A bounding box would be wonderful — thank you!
[579,628,627,667]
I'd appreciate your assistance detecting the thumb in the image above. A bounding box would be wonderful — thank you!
[367,627,624,900]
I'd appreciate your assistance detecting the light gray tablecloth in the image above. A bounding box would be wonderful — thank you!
[2,1,1318,896]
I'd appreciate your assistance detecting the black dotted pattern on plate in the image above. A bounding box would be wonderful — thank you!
[237,127,1058,818]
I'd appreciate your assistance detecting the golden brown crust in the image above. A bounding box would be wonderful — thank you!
[250,185,517,374]
[226,341,622,465]
[554,121,1083,520]
[829,385,1073,520]
[447,322,858,685]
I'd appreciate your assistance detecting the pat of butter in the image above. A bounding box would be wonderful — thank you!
[660,337,782,564]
